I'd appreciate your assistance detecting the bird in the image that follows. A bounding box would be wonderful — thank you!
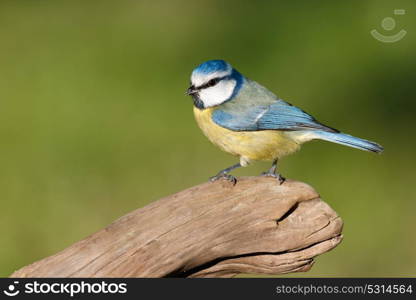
[186,59,383,184]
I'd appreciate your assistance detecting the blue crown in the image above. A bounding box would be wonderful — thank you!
[193,60,230,75]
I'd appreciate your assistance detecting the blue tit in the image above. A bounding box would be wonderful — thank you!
[186,60,383,184]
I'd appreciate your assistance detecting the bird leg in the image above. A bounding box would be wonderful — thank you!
[261,159,286,184]
[210,163,242,185]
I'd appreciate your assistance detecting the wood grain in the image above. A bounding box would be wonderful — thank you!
[10,177,343,278]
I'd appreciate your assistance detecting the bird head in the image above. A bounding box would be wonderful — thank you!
[187,60,243,109]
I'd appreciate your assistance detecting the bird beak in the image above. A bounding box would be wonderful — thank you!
[186,86,197,95]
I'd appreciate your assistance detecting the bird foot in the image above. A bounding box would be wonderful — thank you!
[261,172,286,185]
[210,173,237,185]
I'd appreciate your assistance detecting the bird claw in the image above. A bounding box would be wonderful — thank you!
[261,172,286,185]
[210,173,237,185]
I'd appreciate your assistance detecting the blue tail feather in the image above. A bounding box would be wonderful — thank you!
[314,131,383,153]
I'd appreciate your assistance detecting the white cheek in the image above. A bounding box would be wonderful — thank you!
[199,80,236,107]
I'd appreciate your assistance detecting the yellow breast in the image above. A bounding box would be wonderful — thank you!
[193,106,300,162]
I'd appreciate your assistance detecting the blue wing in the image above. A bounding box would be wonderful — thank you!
[212,99,338,132]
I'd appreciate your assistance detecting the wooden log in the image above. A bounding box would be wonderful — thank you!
[10,177,343,278]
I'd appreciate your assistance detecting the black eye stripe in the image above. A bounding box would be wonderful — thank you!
[196,76,227,90]
[200,79,219,89]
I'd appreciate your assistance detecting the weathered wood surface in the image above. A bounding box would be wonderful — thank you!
[10,177,343,278]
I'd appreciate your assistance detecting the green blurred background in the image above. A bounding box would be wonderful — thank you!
[0,0,415,277]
